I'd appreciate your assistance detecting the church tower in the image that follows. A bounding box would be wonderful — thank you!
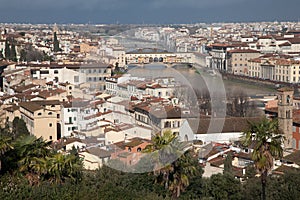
[277,87,294,149]
[53,23,59,34]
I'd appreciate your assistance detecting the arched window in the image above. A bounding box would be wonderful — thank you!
[286,110,291,118]
[292,138,297,149]
[184,135,189,142]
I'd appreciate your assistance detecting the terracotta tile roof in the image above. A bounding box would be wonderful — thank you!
[188,117,263,134]
[228,49,260,54]
[87,147,111,158]
[277,87,294,92]
[37,89,66,99]
[3,104,19,112]
[287,38,300,44]
[278,42,291,47]
[273,165,300,175]
[209,156,225,167]
[283,150,300,165]
[13,84,38,93]
[19,102,43,113]
[258,35,274,39]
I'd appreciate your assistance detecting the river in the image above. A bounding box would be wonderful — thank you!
[126,63,277,97]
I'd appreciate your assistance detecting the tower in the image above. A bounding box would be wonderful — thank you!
[53,23,59,34]
[277,87,294,149]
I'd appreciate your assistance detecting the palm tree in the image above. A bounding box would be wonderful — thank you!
[242,118,284,200]
[0,135,13,171]
[47,153,83,184]
[14,135,52,176]
[144,130,197,198]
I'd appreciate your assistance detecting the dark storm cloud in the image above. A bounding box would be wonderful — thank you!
[0,0,299,24]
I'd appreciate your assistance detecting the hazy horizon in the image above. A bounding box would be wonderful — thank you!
[0,0,299,25]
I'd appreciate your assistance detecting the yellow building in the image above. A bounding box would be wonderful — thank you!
[19,100,61,141]
[227,49,261,75]
[80,43,98,54]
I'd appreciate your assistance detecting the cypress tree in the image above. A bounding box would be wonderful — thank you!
[53,32,60,52]
[4,39,10,59]
[10,42,17,62]
[224,152,233,175]
[20,49,27,62]
[0,50,3,59]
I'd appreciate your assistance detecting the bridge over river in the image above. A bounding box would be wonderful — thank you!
[125,48,194,67]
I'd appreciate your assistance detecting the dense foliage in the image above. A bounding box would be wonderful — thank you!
[0,120,299,199]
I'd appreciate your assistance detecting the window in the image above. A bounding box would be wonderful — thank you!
[40,70,49,74]
[49,136,52,140]
[49,123,52,127]
[48,112,52,115]
[74,76,79,82]
[37,113,42,116]
[54,70,58,74]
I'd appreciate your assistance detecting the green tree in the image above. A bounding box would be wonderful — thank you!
[53,32,60,52]
[10,42,17,62]
[12,117,30,138]
[0,135,13,171]
[207,173,242,200]
[242,118,284,200]
[144,130,197,198]
[4,39,10,59]
[14,135,52,180]
[19,49,27,62]
[0,50,3,59]
[224,152,233,175]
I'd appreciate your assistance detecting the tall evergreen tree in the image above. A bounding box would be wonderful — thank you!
[12,117,30,138]
[10,42,17,62]
[224,152,233,175]
[4,39,10,59]
[0,49,3,59]
[19,49,27,62]
[53,32,60,52]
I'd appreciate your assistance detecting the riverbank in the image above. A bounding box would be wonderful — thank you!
[194,66,277,96]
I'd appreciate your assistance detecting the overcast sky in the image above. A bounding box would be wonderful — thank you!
[0,0,299,24]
